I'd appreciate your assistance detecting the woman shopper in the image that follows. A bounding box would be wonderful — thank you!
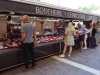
[60,22,75,57]
[88,23,97,48]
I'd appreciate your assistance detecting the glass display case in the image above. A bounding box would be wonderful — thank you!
[0,15,21,50]
[0,15,67,50]
[34,18,66,45]
[0,15,66,71]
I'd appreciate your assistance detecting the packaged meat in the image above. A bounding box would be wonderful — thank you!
[0,46,3,50]
[0,42,4,49]
[41,37,45,43]
[44,36,49,42]
[52,37,57,41]
[49,37,54,42]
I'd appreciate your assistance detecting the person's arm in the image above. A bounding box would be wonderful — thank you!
[21,25,26,42]
[65,29,68,35]
[64,29,67,42]
[86,29,90,33]
[33,24,37,46]
[80,26,86,35]
[83,30,86,34]
[21,33,26,42]
[83,26,86,34]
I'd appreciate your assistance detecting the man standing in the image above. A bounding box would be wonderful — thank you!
[77,23,86,51]
[21,15,36,69]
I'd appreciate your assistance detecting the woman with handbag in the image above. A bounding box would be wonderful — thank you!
[60,22,75,57]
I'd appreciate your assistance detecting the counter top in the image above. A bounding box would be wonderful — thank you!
[0,40,63,55]
[0,38,79,55]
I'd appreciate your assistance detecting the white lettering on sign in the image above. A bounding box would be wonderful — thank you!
[77,14,85,19]
[36,6,62,16]
[35,6,99,20]
[67,12,78,18]
[67,12,72,18]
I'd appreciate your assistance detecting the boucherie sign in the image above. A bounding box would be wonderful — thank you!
[0,0,99,20]
[35,6,98,20]
[36,6,62,17]
[0,1,99,20]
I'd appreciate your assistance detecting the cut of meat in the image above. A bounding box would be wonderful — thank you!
[0,46,3,50]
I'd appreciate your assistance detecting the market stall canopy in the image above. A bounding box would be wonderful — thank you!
[0,0,100,21]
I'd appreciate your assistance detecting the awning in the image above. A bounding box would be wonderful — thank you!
[0,0,100,21]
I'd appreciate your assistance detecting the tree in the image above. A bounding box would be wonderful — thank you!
[78,5,100,13]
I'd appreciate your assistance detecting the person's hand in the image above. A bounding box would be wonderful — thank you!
[77,32,81,35]
[18,42,22,46]
[12,44,18,47]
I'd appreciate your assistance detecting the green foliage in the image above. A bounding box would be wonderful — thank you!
[78,5,100,12]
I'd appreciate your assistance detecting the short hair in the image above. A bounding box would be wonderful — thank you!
[24,15,29,20]
[22,15,29,22]
[77,23,81,26]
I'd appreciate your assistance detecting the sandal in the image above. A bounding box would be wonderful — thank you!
[59,55,65,58]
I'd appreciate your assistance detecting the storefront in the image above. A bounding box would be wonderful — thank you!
[0,0,100,71]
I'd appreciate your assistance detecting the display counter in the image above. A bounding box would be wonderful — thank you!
[0,38,80,71]
[0,40,62,71]
[0,15,80,71]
